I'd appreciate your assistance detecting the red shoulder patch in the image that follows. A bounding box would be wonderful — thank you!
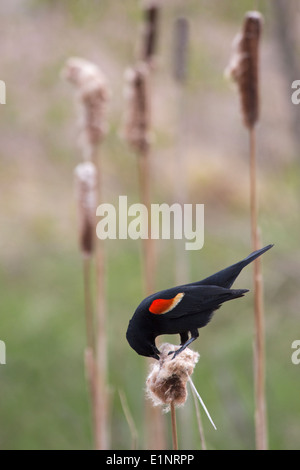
[149,292,185,315]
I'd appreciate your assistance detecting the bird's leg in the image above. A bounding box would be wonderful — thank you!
[180,331,189,345]
[169,329,199,359]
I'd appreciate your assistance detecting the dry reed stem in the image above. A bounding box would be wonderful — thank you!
[137,152,155,296]
[123,10,165,446]
[227,13,267,449]
[119,390,138,450]
[139,155,164,449]
[64,57,110,449]
[123,63,154,294]
[74,161,98,446]
[94,158,109,450]
[84,347,97,444]
[123,1,166,448]
[249,129,259,250]
[190,382,207,450]
[82,258,95,353]
[250,130,267,450]
[170,402,178,450]
[139,144,164,450]
[172,16,189,286]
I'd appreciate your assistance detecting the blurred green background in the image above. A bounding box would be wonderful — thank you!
[0,0,299,450]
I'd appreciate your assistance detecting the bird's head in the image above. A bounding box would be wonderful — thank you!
[126,305,160,360]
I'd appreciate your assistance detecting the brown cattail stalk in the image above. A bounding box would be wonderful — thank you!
[170,402,178,450]
[172,16,190,286]
[190,381,207,450]
[123,0,159,294]
[64,58,110,449]
[123,3,165,448]
[123,63,155,296]
[74,161,98,443]
[119,390,138,450]
[94,155,109,451]
[227,11,267,450]
[74,161,97,351]
[172,17,197,448]
[84,346,97,442]
[124,62,162,448]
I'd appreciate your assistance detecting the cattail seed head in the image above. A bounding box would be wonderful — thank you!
[146,343,199,411]
[63,57,110,159]
[172,17,189,84]
[123,62,152,154]
[140,2,160,64]
[226,11,263,129]
[74,161,97,257]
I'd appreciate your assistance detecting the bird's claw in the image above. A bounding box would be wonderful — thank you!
[168,349,180,360]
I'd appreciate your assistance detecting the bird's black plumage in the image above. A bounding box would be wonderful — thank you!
[126,244,273,360]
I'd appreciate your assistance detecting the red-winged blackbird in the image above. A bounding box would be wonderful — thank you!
[126,244,273,360]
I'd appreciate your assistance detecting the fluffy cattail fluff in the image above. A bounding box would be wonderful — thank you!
[146,343,199,411]
[63,57,109,159]
[226,11,263,129]
[123,62,152,154]
[74,161,97,257]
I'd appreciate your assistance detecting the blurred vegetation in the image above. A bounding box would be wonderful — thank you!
[0,0,299,450]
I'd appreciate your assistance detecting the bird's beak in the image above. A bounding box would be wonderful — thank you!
[151,352,160,360]
[151,344,160,361]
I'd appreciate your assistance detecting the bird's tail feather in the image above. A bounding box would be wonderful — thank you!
[193,244,273,289]
[218,288,249,304]
[240,244,274,268]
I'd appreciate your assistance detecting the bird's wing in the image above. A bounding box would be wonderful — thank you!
[148,285,248,319]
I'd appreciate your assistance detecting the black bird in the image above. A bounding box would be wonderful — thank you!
[126,244,273,360]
